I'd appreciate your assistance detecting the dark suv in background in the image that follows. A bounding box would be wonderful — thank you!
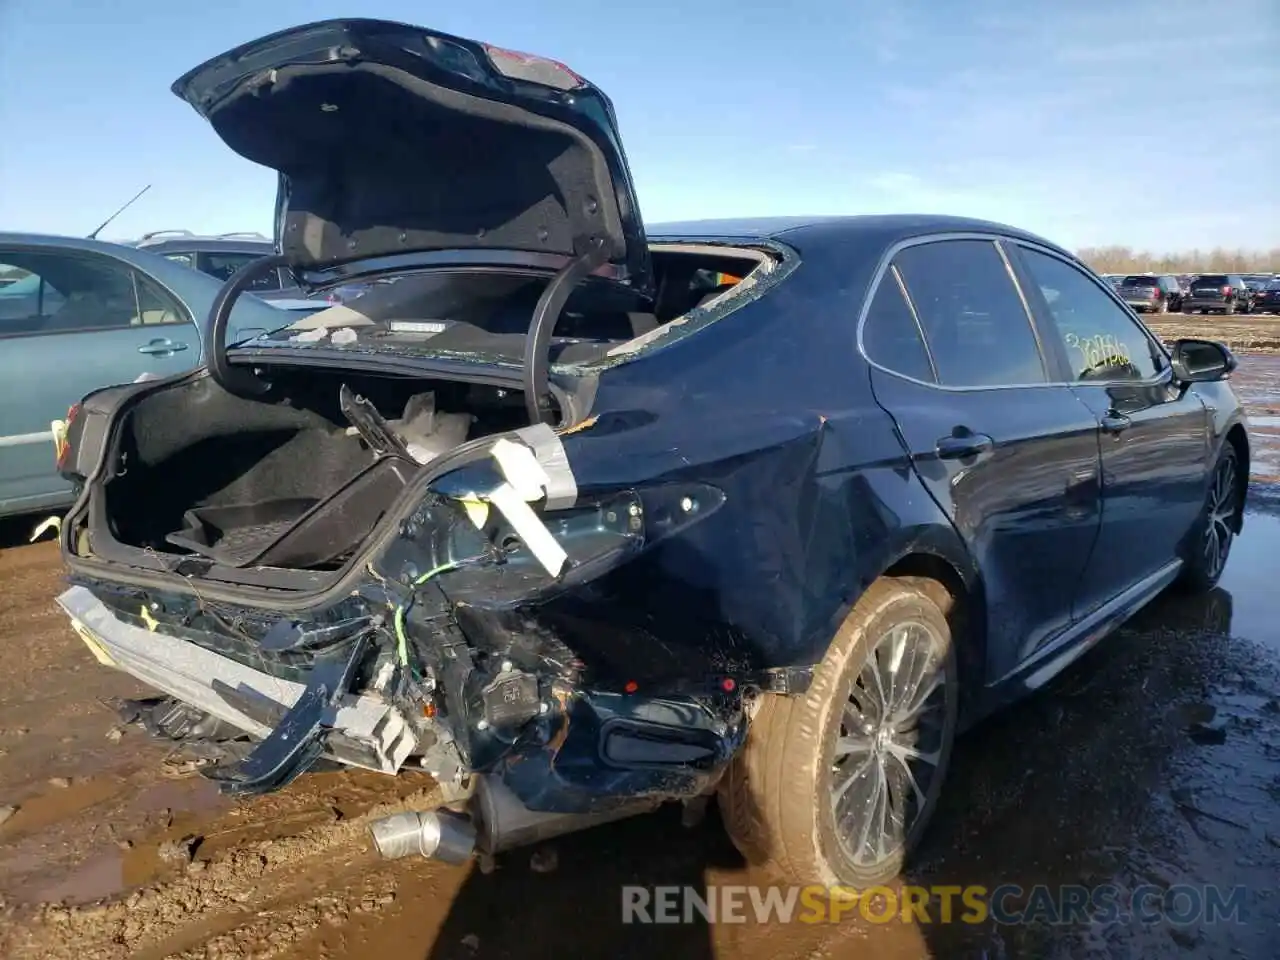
[1117,274,1183,313]
[125,231,307,302]
[1184,274,1251,314]
[1250,277,1280,313]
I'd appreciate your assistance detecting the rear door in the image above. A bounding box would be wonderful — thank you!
[0,247,200,513]
[1008,243,1210,613]
[861,236,1103,683]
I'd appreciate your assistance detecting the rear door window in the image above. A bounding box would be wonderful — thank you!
[0,251,150,336]
[861,267,935,383]
[892,239,1047,387]
[198,251,281,291]
[1016,247,1164,382]
[135,274,190,326]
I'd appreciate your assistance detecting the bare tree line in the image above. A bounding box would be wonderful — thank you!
[1077,246,1280,274]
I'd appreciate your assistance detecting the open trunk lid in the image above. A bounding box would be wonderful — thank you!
[171,18,652,294]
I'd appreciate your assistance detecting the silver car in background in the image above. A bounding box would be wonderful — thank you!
[0,233,310,518]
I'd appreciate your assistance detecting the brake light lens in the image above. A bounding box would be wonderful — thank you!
[482,44,585,90]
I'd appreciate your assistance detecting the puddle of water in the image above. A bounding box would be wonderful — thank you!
[129,775,226,817]
[0,775,125,839]
[33,849,125,905]
[1219,511,1280,648]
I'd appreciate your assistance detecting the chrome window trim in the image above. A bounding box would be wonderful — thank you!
[886,263,939,384]
[855,231,1174,392]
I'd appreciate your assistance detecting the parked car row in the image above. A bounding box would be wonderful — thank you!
[1101,271,1280,314]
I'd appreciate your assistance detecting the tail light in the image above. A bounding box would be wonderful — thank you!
[482,44,585,90]
[53,402,81,472]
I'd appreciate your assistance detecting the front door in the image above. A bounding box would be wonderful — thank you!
[0,247,200,514]
[862,237,1103,683]
[1009,244,1210,614]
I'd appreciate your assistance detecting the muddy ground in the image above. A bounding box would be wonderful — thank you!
[1146,310,1280,357]
[1,352,1278,960]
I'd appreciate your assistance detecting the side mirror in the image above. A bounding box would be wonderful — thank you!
[1170,338,1237,382]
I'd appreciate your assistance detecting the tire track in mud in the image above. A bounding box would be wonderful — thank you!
[3,785,445,960]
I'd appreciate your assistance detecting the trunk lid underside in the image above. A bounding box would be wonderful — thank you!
[172,17,652,293]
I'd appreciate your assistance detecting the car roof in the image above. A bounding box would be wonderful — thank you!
[0,231,163,255]
[648,214,1074,258]
[133,236,274,253]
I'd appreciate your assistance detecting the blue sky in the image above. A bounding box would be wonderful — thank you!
[1,0,1276,251]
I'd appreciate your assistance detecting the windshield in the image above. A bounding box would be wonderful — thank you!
[1121,275,1157,285]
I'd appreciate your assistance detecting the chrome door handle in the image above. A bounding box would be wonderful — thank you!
[138,339,188,355]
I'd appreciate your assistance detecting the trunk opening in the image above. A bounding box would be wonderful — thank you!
[97,368,540,573]
[69,243,775,595]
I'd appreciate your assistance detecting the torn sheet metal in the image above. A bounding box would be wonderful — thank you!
[56,586,417,775]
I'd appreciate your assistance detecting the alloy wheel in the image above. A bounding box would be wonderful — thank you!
[1203,454,1238,580]
[829,621,949,868]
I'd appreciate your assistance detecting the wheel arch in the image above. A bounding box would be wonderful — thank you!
[875,538,988,724]
[1224,422,1249,533]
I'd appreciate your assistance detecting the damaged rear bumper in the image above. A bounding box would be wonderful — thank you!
[57,585,418,784]
[56,580,757,811]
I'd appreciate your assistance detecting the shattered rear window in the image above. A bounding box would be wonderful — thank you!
[264,270,652,365]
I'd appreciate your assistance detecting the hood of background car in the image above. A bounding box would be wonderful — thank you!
[172,18,652,295]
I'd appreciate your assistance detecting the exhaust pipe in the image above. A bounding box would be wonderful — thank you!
[368,809,477,864]
[367,776,661,863]
[472,776,661,853]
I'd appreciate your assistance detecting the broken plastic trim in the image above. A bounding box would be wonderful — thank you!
[523,242,610,425]
[205,252,289,397]
[204,631,372,795]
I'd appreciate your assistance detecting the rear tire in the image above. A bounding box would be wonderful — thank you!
[1178,445,1241,593]
[718,578,959,887]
